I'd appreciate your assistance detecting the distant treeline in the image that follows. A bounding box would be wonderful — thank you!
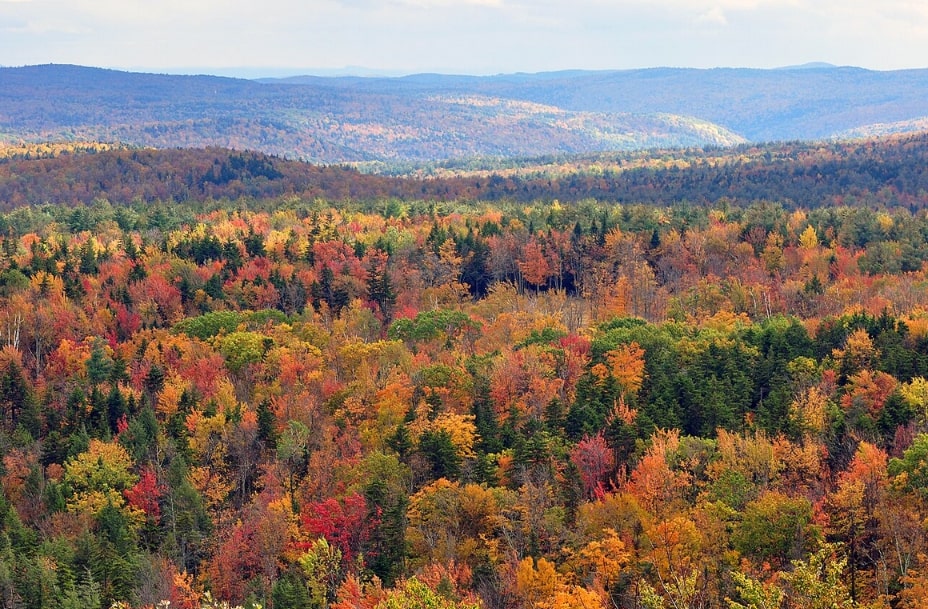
[2,133,928,209]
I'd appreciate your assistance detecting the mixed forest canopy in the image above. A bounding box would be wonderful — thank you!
[1,134,928,609]
[2,132,928,210]
[4,64,928,162]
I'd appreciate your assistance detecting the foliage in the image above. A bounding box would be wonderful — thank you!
[1,146,928,609]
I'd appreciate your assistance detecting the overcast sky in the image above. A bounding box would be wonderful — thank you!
[1,0,926,76]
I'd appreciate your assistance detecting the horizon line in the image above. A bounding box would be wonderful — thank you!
[4,61,920,80]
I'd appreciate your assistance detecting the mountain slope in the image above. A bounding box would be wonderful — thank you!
[270,66,928,142]
[0,65,744,163]
[3,64,928,163]
[3,132,928,210]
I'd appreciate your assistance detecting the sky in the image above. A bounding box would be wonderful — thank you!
[1,0,927,76]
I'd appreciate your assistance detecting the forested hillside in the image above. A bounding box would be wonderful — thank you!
[2,133,928,210]
[268,65,928,142]
[1,134,928,609]
[4,64,928,162]
[0,65,743,163]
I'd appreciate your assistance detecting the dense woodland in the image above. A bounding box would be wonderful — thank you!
[3,133,928,212]
[7,65,928,162]
[2,140,928,609]
[0,65,747,163]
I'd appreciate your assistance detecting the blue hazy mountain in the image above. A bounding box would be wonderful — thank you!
[2,64,927,162]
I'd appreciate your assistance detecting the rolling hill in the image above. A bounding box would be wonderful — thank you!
[2,132,928,210]
[2,64,928,163]
[0,65,743,163]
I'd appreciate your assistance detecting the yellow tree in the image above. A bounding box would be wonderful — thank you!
[725,571,784,609]
[798,225,819,250]
[643,515,706,609]
[375,577,480,609]
[824,442,887,602]
[64,439,140,520]
[571,527,629,594]
[406,479,507,568]
[605,341,647,397]
[899,376,928,423]
[515,556,606,609]
[779,544,854,609]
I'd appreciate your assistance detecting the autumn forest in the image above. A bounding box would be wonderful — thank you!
[1,136,928,609]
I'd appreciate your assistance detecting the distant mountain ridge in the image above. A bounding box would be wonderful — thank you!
[1,64,928,163]
[277,65,928,142]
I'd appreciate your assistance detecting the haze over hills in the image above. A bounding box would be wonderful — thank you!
[1,64,928,164]
[272,66,928,142]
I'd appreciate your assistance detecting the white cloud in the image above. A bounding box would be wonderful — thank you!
[3,20,87,33]
[400,0,503,6]
[696,6,728,25]
[334,0,502,8]
[580,0,799,10]
[2,0,928,73]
